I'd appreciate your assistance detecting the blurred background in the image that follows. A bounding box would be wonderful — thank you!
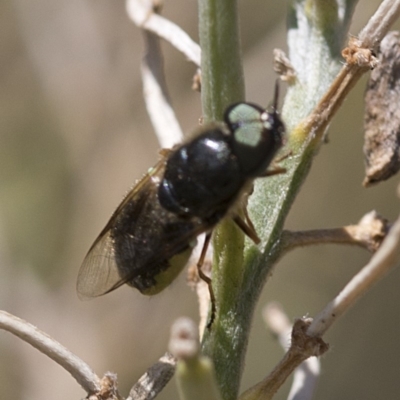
[1,0,400,399]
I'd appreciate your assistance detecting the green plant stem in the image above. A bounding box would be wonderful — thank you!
[198,1,359,400]
[198,0,246,399]
[198,0,245,121]
[176,357,223,400]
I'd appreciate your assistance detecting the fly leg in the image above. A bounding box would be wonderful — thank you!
[238,151,290,241]
[232,214,260,244]
[262,166,287,177]
[261,150,293,177]
[197,232,216,328]
[197,216,259,328]
[201,208,265,326]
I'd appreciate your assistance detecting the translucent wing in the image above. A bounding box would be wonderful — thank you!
[77,230,122,299]
[77,159,166,299]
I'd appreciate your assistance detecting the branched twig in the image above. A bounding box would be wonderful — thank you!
[280,211,389,254]
[0,310,101,394]
[126,0,201,66]
[241,203,400,400]
[263,303,320,400]
[0,310,177,400]
[307,210,400,337]
[238,3,400,394]
[239,318,328,400]
[301,0,400,145]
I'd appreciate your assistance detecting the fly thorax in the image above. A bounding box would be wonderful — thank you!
[158,129,245,218]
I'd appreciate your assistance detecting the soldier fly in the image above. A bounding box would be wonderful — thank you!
[77,83,285,326]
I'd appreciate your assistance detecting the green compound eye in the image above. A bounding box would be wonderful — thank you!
[226,103,266,148]
[224,101,284,176]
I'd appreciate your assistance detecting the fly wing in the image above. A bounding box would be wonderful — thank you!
[76,159,166,299]
[77,229,122,298]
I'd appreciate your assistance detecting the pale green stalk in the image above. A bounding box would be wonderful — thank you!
[198,1,358,400]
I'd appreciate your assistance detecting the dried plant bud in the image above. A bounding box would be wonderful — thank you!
[342,36,378,68]
[89,373,119,400]
[363,31,400,187]
[192,69,202,92]
[273,49,296,83]
[169,317,199,360]
[345,210,389,252]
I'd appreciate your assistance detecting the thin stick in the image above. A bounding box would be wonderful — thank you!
[281,211,388,253]
[263,303,320,400]
[0,310,101,394]
[240,318,328,400]
[302,0,400,144]
[141,29,183,148]
[358,0,400,48]
[126,0,201,66]
[307,211,400,337]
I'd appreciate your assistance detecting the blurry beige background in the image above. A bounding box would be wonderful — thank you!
[1,1,400,399]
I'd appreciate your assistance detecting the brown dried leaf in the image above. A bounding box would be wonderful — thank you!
[363,31,400,187]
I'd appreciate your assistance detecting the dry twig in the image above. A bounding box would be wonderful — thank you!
[244,202,400,400]
[141,30,184,148]
[240,318,328,400]
[308,210,400,337]
[126,0,201,66]
[301,0,400,144]
[281,211,389,254]
[0,310,101,394]
[263,303,320,400]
